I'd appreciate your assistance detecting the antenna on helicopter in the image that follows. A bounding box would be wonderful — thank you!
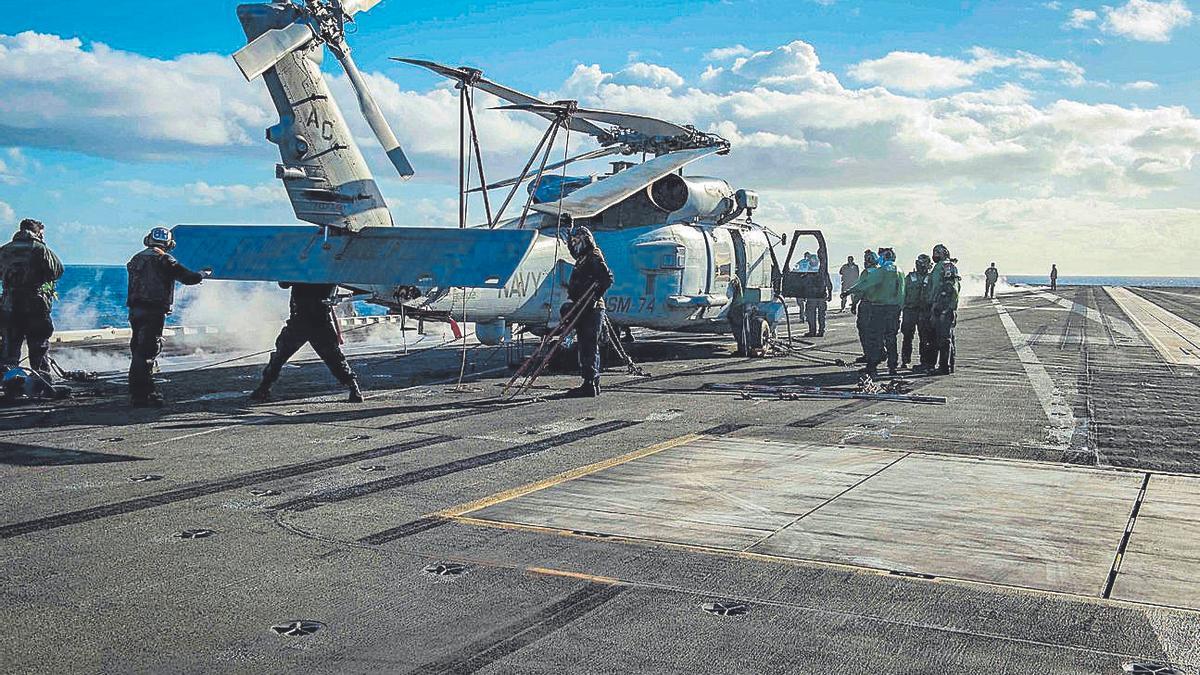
[233,0,415,180]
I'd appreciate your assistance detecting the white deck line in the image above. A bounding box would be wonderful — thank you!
[1105,287,1200,370]
[992,298,1078,451]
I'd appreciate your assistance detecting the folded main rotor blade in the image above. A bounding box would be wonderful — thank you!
[531,147,720,218]
[394,58,607,137]
[334,46,415,179]
[233,21,315,81]
[572,108,691,138]
[468,146,622,192]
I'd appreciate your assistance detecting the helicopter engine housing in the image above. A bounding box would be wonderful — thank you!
[648,175,735,223]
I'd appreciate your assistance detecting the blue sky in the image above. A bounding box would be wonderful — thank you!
[2,0,1198,274]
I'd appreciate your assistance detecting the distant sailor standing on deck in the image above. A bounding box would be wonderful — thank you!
[250,283,364,403]
[984,262,999,299]
[799,253,833,337]
[1050,264,1058,291]
[838,255,860,313]
[0,219,63,377]
[125,227,207,407]
[926,244,961,376]
[563,225,613,399]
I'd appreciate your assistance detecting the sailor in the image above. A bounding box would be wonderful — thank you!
[563,226,613,398]
[984,262,999,298]
[250,283,363,403]
[799,253,833,337]
[125,227,208,407]
[901,254,932,370]
[867,248,905,376]
[838,255,860,313]
[843,249,877,363]
[728,275,748,356]
[0,219,64,376]
[1050,264,1058,291]
[925,243,961,375]
[793,252,811,318]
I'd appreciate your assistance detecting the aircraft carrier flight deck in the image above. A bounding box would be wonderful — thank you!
[3,286,1200,674]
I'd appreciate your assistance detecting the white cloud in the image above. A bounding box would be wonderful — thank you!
[610,62,685,89]
[103,180,288,208]
[848,52,976,92]
[551,44,1200,198]
[704,45,754,61]
[767,188,1200,276]
[5,32,1200,272]
[1123,79,1160,90]
[1101,0,1193,41]
[1065,8,1100,28]
[701,41,843,92]
[0,32,274,159]
[0,200,14,225]
[848,47,1085,93]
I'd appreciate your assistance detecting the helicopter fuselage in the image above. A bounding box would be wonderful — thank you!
[356,217,785,344]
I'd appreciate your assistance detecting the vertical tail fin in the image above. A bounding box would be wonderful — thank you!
[237,3,393,232]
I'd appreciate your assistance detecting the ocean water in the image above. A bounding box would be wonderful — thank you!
[43,266,1200,331]
[50,265,386,331]
[1006,275,1200,288]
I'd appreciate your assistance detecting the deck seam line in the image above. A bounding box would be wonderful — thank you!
[1102,472,1151,599]
[738,451,912,552]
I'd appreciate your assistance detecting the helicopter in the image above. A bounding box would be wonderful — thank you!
[171,0,828,348]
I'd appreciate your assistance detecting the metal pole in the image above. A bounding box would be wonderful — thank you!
[492,121,555,227]
[464,88,493,226]
[458,84,466,229]
[516,119,561,229]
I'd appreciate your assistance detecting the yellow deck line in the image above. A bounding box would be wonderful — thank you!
[437,432,704,518]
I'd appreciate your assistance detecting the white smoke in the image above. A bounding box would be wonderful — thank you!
[172,280,291,353]
[53,285,102,330]
[959,273,1022,299]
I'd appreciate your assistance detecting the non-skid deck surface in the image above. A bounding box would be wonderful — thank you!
[469,436,1196,606]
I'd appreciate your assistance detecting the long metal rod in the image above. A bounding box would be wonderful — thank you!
[464,88,493,226]
[502,283,597,395]
[491,121,555,227]
[516,119,562,229]
[458,84,466,228]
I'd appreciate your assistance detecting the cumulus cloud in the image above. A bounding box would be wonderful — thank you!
[1101,0,1193,41]
[1065,8,1100,28]
[700,41,843,93]
[704,45,754,61]
[1123,80,1159,90]
[103,179,288,208]
[848,47,1085,93]
[548,41,1200,198]
[0,30,546,178]
[610,62,685,89]
[4,30,1200,271]
[768,188,1200,275]
[0,199,14,225]
[0,32,274,159]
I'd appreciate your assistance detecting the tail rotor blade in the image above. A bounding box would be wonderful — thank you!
[334,45,415,179]
[340,0,383,15]
[233,21,315,81]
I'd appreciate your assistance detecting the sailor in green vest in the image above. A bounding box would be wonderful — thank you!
[924,243,960,375]
[901,254,932,370]
[844,249,877,364]
[842,247,904,377]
